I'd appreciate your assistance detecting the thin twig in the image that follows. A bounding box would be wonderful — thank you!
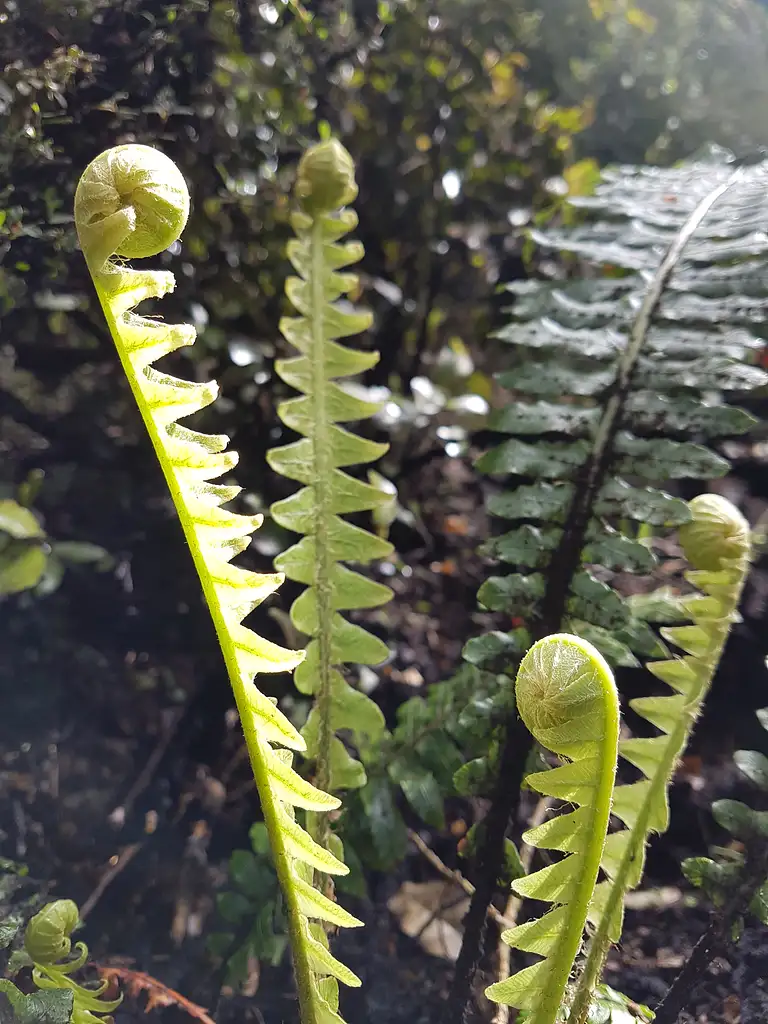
[94,964,215,1024]
[492,797,552,1024]
[79,843,142,920]
[407,829,512,929]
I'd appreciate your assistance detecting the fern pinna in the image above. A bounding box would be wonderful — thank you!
[451,146,768,1012]
[568,494,752,1024]
[485,634,620,1024]
[268,138,393,806]
[75,144,361,1024]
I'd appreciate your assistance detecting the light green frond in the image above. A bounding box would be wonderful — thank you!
[569,494,752,1024]
[13,901,122,1024]
[485,634,620,1024]
[268,138,393,804]
[76,144,359,1024]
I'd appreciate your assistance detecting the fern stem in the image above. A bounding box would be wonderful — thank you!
[309,214,335,857]
[448,720,531,1022]
[91,288,320,1024]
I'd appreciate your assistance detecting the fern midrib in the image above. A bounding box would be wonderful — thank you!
[309,216,336,839]
[90,268,321,1024]
[569,561,747,1024]
[535,704,619,1024]
[537,168,743,642]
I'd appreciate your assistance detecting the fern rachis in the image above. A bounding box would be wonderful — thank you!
[75,144,361,1024]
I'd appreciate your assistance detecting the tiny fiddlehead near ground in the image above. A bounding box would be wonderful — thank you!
[268,138,393,813]
[568,493,752,1024]
[75,144,361,1024]
[0,900,120,1024]
[485,633,620,1024]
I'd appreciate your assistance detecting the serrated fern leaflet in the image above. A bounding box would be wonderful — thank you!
[568,494,752,1024]
[485,634,620,1024]
[268,138,393,808]
[75,144,361,1024]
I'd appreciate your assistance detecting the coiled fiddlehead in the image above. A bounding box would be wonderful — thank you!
[568,494,752,1024]
[0,900,120,1024]
[268,139,393,812]
[76,144,361,1024]
[485,634,620,1024]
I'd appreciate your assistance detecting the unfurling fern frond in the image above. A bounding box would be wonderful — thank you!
[76,145,361,1024]
[485,634,620,1024]
[568,494,752,1024]
[0,900,120,1024]
[268,138,393,803]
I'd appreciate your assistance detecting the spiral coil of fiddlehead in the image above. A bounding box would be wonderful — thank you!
[0,900,120,1024]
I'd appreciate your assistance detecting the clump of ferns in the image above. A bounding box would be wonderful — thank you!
[0,900,120,1024]
[485,495,752,1024]
[75,142,363,1024]
[449,145,768,1018]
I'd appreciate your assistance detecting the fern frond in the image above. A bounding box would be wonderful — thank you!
[567,494,752,1024]
[75,144,361,1024]
[485,634,620,1024]
[0,900,122,1024]
[268,138,393,801]
[473,146,768,674]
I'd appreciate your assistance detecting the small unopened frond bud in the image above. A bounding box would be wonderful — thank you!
[296,138,357,216]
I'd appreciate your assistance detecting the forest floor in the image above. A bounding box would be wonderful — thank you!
[2,447,768,1024]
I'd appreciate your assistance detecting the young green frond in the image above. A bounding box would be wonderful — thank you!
[268,138,393,802]
[76,144,360,1024]
[569,494,752,1024]
[485,634,620,1024]
[0,900,121,1024]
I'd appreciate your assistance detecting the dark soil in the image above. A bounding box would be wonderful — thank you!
[2,444,768,1024]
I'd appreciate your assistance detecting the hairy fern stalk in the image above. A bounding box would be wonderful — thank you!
[268,139,393,815]
[452,144,768,1016]
[76,144,361,1024]
[485,634,620,1024]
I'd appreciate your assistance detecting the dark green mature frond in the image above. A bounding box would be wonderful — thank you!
[268,139,393,797]
[474,145,768,669]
